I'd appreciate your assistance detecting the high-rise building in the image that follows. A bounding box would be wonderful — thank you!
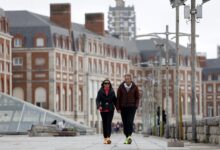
[108,0,136,41]
[217,45,220,58]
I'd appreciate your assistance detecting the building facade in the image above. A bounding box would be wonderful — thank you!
[202,58,220,117]
[0,8,12,95]
[132,39,203,123]
[108,0,136,41]
[6,4,131,131]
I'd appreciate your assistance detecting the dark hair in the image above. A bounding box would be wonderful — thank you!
[101,79,112,88]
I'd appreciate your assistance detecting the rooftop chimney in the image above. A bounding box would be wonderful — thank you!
[50,3,71,30]
[85,13,105,36]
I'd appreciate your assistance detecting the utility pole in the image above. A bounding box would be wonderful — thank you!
[191,0,197,142]
[175,4,180,140]
[165,25,170,138]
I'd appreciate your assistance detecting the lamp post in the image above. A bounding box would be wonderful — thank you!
[191,0,197,142]
[169,0,186,140]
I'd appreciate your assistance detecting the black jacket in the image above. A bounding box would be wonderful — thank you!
[96,87,117,111]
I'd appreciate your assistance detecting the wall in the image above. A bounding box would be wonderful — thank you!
[167,116,220,144]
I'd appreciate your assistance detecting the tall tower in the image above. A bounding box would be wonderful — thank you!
[108,0,136,41]
[217,45,220,58]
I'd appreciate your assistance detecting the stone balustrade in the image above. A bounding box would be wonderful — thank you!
[167,116,220,144]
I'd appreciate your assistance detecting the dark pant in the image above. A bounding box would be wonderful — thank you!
[100,111,114,138]
[121,107,136,138]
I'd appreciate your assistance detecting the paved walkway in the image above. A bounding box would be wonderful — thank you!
[0,134,219,150]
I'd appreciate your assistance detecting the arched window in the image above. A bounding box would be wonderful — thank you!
[35,87,46,108]
[13,87,24,100]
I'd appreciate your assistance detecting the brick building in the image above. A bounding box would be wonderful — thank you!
[131,38,203,123]
[0,8,12,95]
[202,58,220,117]
[5,4,130,130]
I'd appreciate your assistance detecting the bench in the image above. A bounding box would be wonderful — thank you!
[28,125,77,137]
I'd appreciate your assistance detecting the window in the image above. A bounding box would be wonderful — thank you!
[90,98,93,115]
[180,73,184,80]
[0,43,3,54]
[218,74,220,81]
[89,62,92,73]
[35,87,46,108]
[195,97,199,115]
[78,88,83,112]
[207,105,213,117]
[123,67,127,75]
[93,62,97,73]
[69,88,72,111]
[35,58,45,66]
[208,74,212,81]
[217,104,220,116]
[36,38,44,47]
[68,60,72,68]
[14,38,22,47]
[207,85,213,92]
[56,57,60,66]
[62,59,67,67]
[79,60,83,70]
[116,66,120,75]
[56,88,60,111]
[217,85,220,92]
[104,64,108,74]
[110,64,114,75]
[13,87,24,100]
[98,62,102,73]
[62,88,66,111]
[187,74,191,81]
[13,57,23,66]
[62,40,66,49]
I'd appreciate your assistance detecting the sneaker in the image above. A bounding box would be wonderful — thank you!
[103,138,108,144]
[106,137,111,144]
[124,138,128,144]
[127,136,132,144]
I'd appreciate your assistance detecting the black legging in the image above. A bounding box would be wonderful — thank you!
[100,111,114,138]
[121,107,136,137]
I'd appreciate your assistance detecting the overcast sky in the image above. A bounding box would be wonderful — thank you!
[0,0,219,58]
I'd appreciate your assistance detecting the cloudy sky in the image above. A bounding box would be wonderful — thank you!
[0,0,219,58]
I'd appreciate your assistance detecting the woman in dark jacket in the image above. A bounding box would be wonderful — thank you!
[96,79,116,144]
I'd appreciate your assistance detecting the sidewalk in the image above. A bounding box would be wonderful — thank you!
[0,134,219,150]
